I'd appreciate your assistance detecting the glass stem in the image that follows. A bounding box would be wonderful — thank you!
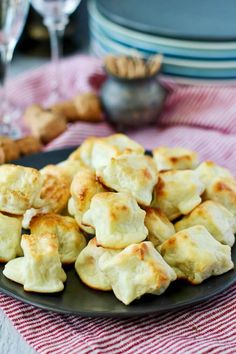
[0,43,14,124]
[45,17,67,101]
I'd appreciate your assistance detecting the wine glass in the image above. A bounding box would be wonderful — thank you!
[0,0,29,137]
[30,0,81,104]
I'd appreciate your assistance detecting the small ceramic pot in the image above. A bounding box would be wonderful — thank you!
[100,74,167,130]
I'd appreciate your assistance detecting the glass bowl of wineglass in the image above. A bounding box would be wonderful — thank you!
[30,0,82,105]
[0,0,29,137]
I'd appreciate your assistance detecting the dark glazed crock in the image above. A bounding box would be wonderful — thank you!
[100,74,167,130]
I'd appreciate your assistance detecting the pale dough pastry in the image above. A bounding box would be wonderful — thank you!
[40,164,71,213]
[0,164,43,215]
[82,192,148,249]
[97,153,158,206]
[153,146,199,171]
[0,213,22,262]
[145,207,175,247]
[196,160,234,187]
[75,238,119,291]
[152,170,205,220]
[3,233,66,293]
[30,213,86,264]
[175,201,236,247]
[57,159,86,182]
[69,167,107,233]
[99,241,177,305]
[204,177,236,217]
[159,225,234,284]
[91,134,144,169]
[69,134,144,169]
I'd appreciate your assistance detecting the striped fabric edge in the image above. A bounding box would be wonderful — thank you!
[0,281,236,354]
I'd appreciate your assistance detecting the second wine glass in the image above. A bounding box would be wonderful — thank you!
[30,0,81,104]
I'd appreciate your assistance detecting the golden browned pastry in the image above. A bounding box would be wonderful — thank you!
[30,213,86,264]
[3,233,67,293]
[196,160,234,187]
[159,225,233,284]
[68,136,98,166]
[51,100,79,122]
[175,201,236,247]
[74,92,103,122]
[152,170,205,220]
[0,213,22,262]
[69,166,107,233]
[0,164,43,214]
[82,192,148,248]
[152,146,199,171]
[97,153,157,206]
[145,207,175,247]
[57,159,86,182]
[68,134,144,170]
[204,177,236,217]
[40,165,71,213]
[16,136,42,156]
[24,104,67,144]
[75,238,119,291]
[0,136,20,162]
[91,134,144,169]
[99,241,176,305]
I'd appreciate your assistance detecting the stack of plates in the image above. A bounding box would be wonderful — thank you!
[88,0,236,81]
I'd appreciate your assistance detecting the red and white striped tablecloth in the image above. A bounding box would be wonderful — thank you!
[1,55,236,353]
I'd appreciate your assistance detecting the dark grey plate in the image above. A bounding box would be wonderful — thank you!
[0,147,235,317]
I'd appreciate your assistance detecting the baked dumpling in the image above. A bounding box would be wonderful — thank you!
[75,238,119,291]
[3,257,25,285]
[97,154,158,206]
[68,136,98,166]
[204,177,236,217]
[152,170,205,220]
[175,201,236,247]
[159,225,234,284]
[30,213,86,264]
[69,167,107,233]
[145,208,175,247]
[0,164,43,215]
[99,241,177,305]
[152,146,199,171]
[40,164,71,213]
[0,213,22,262]
[91,134,144,169]
[57,159,86,182]
[82,192,148,249]
[3,233,66,293]
[196,160,234,187]
[69,134,144,169]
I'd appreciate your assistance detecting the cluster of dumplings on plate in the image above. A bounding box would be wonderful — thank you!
[1,134,235,305]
